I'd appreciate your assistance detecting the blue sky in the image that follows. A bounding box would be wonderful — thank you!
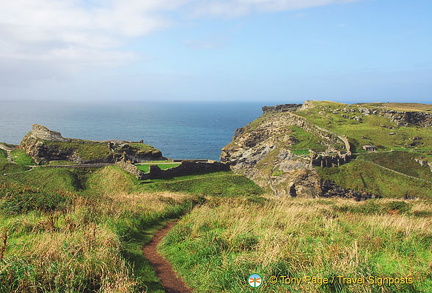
[0,0,431,103]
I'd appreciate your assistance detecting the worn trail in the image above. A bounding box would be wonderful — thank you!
[143,221,192,293]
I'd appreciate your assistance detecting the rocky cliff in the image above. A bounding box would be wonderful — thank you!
[221,101,432,198]
[20,124,163,164]
[221,107,351,197]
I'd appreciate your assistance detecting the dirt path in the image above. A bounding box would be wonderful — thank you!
[143,221,192,293]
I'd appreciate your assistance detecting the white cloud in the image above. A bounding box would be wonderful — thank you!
[0,0,184,85]
[0,0,360,87]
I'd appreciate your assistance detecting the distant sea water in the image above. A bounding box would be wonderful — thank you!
[0,101,265,160]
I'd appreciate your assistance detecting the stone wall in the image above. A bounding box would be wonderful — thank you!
[116,160,143,178]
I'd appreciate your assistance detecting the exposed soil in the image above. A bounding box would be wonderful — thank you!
[143,221,192,293]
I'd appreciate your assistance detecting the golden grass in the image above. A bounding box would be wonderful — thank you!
[0,186,194,292]
[162,196,432,292]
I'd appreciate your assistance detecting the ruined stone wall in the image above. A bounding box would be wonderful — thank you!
[310,153,351,167]
[116,160,143,178]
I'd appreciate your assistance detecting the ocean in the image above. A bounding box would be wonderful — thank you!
[0,101,264,160]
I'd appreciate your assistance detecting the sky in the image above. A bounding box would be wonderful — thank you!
[0,0,431,104]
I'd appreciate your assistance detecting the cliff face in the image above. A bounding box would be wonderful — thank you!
[20,124,163,164]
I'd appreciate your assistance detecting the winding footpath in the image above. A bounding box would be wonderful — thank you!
[143,221,192,293]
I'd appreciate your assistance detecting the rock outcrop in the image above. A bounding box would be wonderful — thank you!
[20,124,163,164]
[366,110,432,127]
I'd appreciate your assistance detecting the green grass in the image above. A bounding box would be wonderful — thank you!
[317,158,432,198]
[289,126,326,152]
[296,102,432,153]
[0,165,204,292]
[357,102,432,112]
[0,149,8,164]
[361,151,432,181]
[2,168,85,193]
[129,143,161,154]
[160,197,432,293]
[0,150,29,174]
[136,163,180,173]
[10,149,35,165]
[43,140,113,162]
[2,123,431,293]
[137,171,264,197]
[0,164,262,292]
[291,149,311,155]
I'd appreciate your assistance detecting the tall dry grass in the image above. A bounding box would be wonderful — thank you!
[161,197,432,292]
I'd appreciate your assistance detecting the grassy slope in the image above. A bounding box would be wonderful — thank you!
[0,163,263,292]
[43,140,113,162]
[296,101,432,153]
[361,151,432,181]
[161,197,432,293]
[10,149,35,165]
[286,101,432,198]
[0,149,29,173]
[0,166,192,292]
[317,159,432,198]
